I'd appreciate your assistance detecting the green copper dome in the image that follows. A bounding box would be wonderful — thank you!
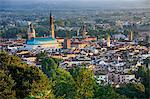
[27,37,57,45]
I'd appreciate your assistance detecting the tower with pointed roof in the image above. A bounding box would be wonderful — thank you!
[28,23,36,40]
[50,13,55,38]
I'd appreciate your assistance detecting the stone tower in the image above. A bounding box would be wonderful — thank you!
[27,22,36,40]
[50,13,55,38]
[129,31,133,41]
[107,33,110,47]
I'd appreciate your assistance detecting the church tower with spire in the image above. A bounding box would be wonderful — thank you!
[50,13,55,38]
[27,22,36,40]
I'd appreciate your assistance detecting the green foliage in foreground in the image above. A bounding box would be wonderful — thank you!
[69,67,96,98]
[94,85,126,99]
[0,52,149,99]
[0,52,54,99]
[116,83,145,98]
[137,66,150,98]
[0,70,16,99]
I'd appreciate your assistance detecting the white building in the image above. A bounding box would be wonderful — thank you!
[95,74,108,85]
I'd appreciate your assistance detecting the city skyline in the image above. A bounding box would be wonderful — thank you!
[0,0,150,98]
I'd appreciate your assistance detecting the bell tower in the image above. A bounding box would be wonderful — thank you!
[50,13,55,38]
[27,22,36,40]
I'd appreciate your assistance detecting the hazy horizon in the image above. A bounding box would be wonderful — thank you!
[1,0,150,10]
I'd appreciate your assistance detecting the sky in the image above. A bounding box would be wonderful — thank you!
[2,0,148,1]
[1,0,150,9]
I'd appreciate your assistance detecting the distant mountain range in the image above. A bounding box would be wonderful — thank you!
[1,0,150,10]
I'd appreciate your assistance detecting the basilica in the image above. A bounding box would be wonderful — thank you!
[25,14,60,50]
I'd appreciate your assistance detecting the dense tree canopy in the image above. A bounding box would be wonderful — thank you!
[0,52,54,98]
[2,27,27,39]
[41,57,76,98]
[94,85,126,99]
[69,66,96,98]
[0,70,16,99]
[116,83,145,98]
[137,66,150,98]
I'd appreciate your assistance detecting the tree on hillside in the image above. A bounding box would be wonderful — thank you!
[53,68,76,98]
[116,83,145,98]
[0,52,22,68]
[137,66,150,98]
[69,66,96,98]
[52,58,62,65]
[41,58,58,78]
[41,57,76,98]
[0,52,54,98]
[0,70,16,99]
[94,85,126,99]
